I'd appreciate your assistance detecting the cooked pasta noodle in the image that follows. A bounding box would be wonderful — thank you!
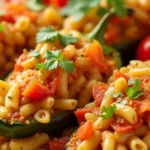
[67,60,150,150]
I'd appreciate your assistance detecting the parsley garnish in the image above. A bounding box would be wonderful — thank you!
[36,26,78,46]
[116,99,128,105]
[100,105,116,120]
[62,0,127,21]
[107,0,127,18]
[126,79,145,99]
[28,50,41,58]
[36,50,75,73]
[8,96,12,100]
[62,0,100,21]
[111,92,123,98]
[128,78,135,86]
[36,63,45,71]
[25,0,46,11]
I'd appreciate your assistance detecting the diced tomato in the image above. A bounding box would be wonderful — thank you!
[22,79,51,102]
[0,12,15,23]
[138,99,150,114]
[46,71,58,96]
[92,83,107,107]
[111,117,142,134]
[76,120,93,141]
[1,4,37,23]
[74,108,93,123]
[14,53,27,72]
[49,136,69,150]
[44,0,68,7]
[85,40,108,73]
[57,0,68,7]
[104,27,119,44]
[113,70,130,81]
[110,16,131,25]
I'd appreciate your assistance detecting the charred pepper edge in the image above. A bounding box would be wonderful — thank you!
[0,111,78,138]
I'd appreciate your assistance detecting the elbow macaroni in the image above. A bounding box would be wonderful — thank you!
[68,60,150,149]
[10,133,49,150]
[5,84,20,112]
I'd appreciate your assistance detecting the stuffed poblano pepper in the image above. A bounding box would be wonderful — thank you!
[0,20,118,138]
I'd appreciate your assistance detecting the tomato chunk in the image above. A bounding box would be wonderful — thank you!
[76,120,93,141]
[14,53,27,72]
[74,108,93,123]
[92,83,107,106]
[138,99,150,114]
[113,70,130,81]
[22,79,51,102]
[47,71,58,96]
[49,136,69,150]
[85,40,108,73]
[111,117,142,134]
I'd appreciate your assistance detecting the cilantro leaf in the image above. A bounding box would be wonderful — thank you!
[36,63,45,71]
[36,26,58,43]
[58,34,78,46]
[62,0,127,21]
[36,50,75,73]
[25,0,46,11]
[62,0,100,21]
[36,26,78,46]
[28,50,41,58]
[100,105,116,120]
[59,59,75,73]
[98,8,108,16]
[45,50,62,60]
[128,78,135,86]
[111,92,123,98]
[112,0,127,18]
[126,79,145,99]
[117,99,128,105]
[45,60,59,70]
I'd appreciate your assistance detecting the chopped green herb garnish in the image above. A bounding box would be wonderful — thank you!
[36,50,75,73]
[8,96,12,100]
[120,99,128,105]
[116,98,121,103]
[126,79,145,99]
[117,99,128,105]
[62,0,127,21]
[25,0,46,11]
[100,105,116,120]
[36,63,45,71]
[28,50,41,58]
[36,26,78,46]
[0,24,4,32]
[128,78,135,86]
[62,0,100,21]
[110,0,127,18]
[111,92,123,98]
[58,34,78,46]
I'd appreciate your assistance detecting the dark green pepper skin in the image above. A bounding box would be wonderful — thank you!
[0,111,77,138]
[113,40,140,66]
